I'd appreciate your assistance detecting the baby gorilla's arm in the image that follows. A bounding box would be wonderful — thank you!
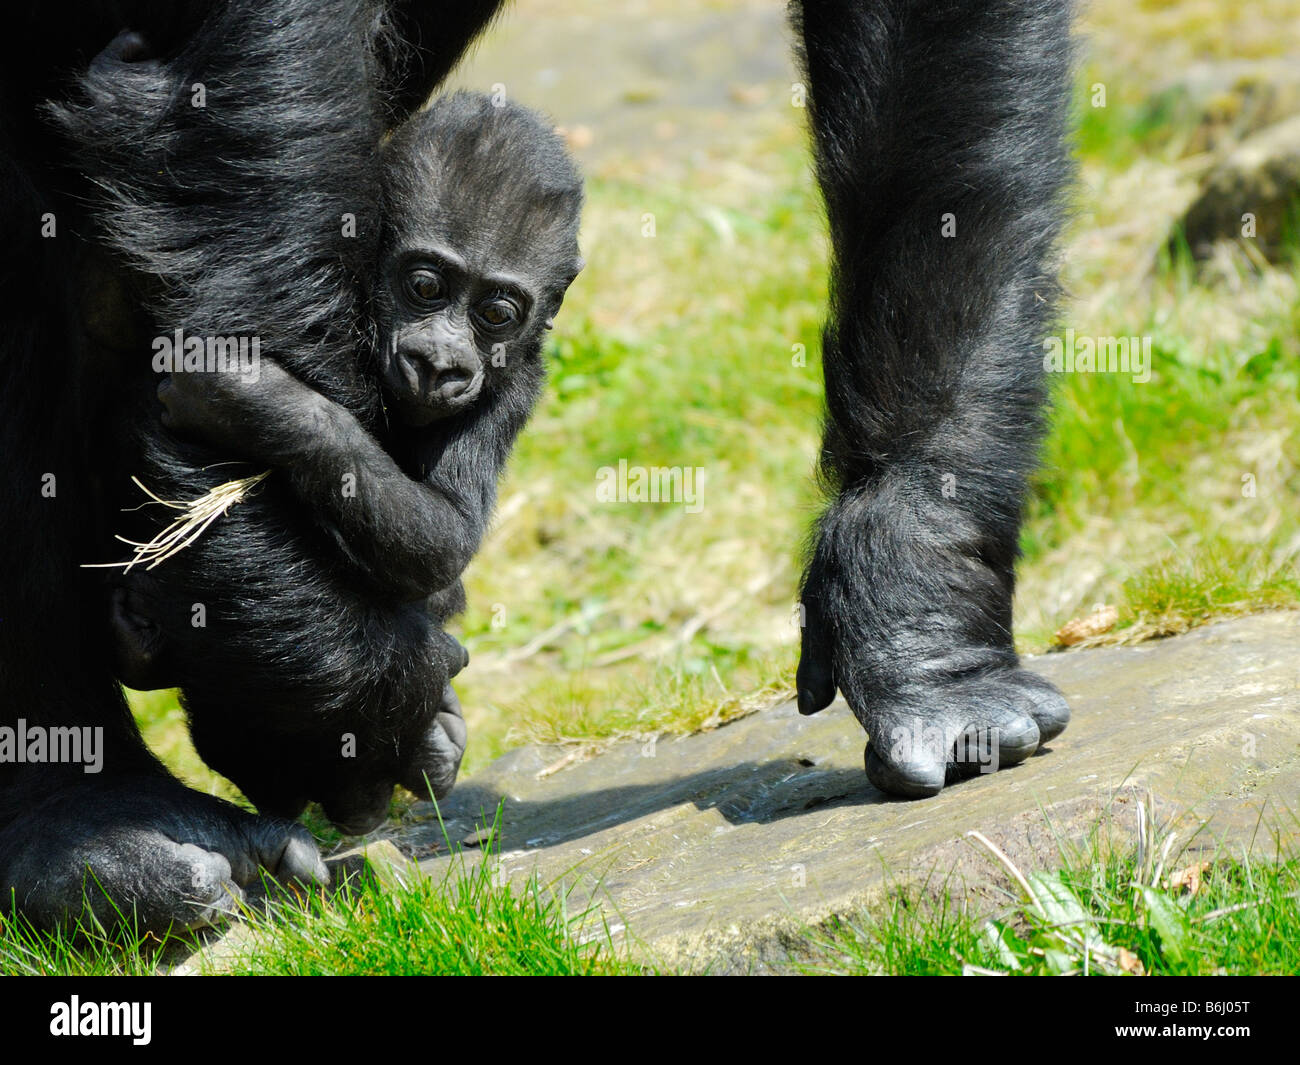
[158,359,514,602]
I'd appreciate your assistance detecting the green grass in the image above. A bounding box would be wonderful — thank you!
[222,855,645,976]
[0,811,647,976]
[801,798,1300,976]
[0,912,182,976]
[0,871,639,977]
[1108,543,1300,642]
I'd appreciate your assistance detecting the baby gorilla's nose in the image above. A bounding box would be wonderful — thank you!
[394,350,426,394]
[433,366,475,399]
[387,346,483,421]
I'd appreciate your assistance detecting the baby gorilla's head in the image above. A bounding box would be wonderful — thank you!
[374,92,584,427]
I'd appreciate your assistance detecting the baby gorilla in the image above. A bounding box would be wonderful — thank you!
[112,92,583,831]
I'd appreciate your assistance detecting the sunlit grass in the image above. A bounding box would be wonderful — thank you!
[0,909,186,976]
[0,829,646,976]
[802,796,1300,976]
[223,845,647,976]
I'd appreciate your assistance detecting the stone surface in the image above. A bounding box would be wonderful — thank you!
[327,839,417,894]
[403,612,1300,970]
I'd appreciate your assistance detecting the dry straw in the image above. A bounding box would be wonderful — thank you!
[83,471,270,573]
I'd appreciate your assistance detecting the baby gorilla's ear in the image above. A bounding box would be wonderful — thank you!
[91,30,156,69]
[544,257,585,330]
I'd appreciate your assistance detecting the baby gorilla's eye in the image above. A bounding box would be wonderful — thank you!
[404,269,446,306]
[475,297,521,331]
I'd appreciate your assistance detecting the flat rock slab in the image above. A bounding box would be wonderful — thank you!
[411,613,1300,969]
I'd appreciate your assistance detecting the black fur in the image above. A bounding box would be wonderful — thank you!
[63,84,581,833]
[0,0,504,931]
[793,0,1073,795]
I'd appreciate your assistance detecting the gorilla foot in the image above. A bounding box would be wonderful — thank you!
[859,668,1070,799]
[0,776,327,934]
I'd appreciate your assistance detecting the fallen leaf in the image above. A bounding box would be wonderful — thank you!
[1167,860,1212,896]
[1054,603,1119,646]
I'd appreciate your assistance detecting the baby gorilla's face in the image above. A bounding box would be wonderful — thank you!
[375,242,538,427]
[374,100,584,430]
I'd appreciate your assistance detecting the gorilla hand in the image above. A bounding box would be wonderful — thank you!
[798,495,1069,798]
[156,358,298,459]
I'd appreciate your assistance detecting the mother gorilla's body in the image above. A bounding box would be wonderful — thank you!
[0,0,508,931]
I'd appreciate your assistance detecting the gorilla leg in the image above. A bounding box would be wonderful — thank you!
[0,136,327,933]
[793,0,1073,796]
[0,776,328,932]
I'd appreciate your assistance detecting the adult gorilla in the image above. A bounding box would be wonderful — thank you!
[0,0,506,931]
[0,0,1072,930]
